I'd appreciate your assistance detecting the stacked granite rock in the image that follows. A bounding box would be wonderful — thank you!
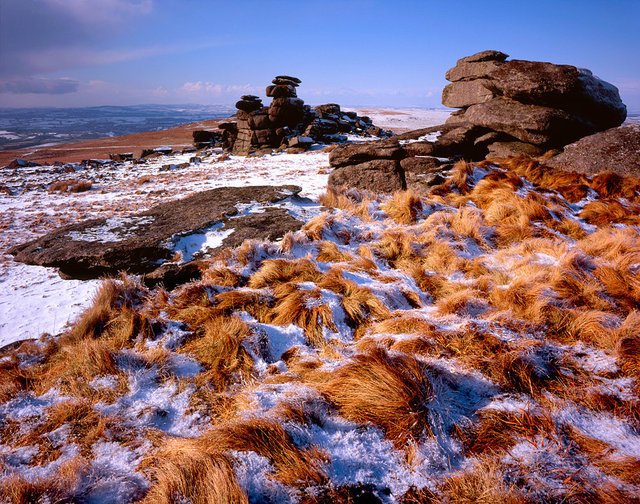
[208,75,393,155]
[328,50,628,193]
[442,50,627,158]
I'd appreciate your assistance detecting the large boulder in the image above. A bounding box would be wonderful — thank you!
[545,124,640,178]
[485,60,627,130]
[464,97,594,148]
[10,186,303,280]
[328,159,406,194]
[442,80,494,108]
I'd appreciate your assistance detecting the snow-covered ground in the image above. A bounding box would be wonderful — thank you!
[345,108,451,132]
[0,148,333,346]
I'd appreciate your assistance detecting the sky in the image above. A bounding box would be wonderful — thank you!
[0,0,639,111]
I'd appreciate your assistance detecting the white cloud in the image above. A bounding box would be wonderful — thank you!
[39,0,153,23]
[180,81,258,95]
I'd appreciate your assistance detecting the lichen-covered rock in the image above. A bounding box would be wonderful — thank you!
[328,159,406,193]
[442,80,494,108]
[545,124,640,177]
[485,60,627,130]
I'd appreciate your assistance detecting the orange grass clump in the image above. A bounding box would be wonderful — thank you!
[322,346,433,448]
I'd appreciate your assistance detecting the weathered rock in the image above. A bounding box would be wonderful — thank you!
[442,80,494,108]
[219,122,237,131]
[248,113,271,130]
[268,97,305,125]
[6,159,41,169]
[274,75,301,84]
[314,104,341,117]
[109,153,134,162]
[445,60,505,82]
[144,260,206,289]
[192,130,218,144]
[457,50,509,64]
[486,141,544,159]
[444,110,468,125]
[236,99,263,113]
[10,185,302,280]
[328,159,406,193]
[329,141,406,168]
[400,156,443,174]
[485,60,626,129]
[270,84,297,98]
[272,78,299,87]
[545,124,640,177]
[464,97,593,148]
[287,136,314,149]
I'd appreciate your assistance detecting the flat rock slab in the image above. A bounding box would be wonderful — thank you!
[10,185,302,280]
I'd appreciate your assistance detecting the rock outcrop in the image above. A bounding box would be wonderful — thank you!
[328,141,407,193]
[327,50,629,193]
[10,185,303,281]
[443,50,626,155]
[545,124,640,178]
[197,76,394,155]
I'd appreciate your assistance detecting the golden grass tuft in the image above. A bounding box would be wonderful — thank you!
[440,458,533,504]
[268,283,336,347]
[181,315,254,391]
[322,346,433,448]
[0,456,89,504]
[248,257,322,288]
[63,275,148,344]
[208,418,328,485]
[455,407,556,456]
[201,266,245,287]
[380,189,424,224]
[317,269,390,330]
[141,439,248,504]
[36,337,118,396]
[316,241,356,263]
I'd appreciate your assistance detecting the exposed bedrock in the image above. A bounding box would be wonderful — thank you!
[10,185,303,282]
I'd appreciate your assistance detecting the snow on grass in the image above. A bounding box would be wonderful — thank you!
[0,148,333,346]
[343,108,451,132]
[3,122,640,502]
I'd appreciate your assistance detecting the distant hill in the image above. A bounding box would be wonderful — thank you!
[0,104,234,151]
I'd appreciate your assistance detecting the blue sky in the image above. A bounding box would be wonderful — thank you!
[1,0,639,111]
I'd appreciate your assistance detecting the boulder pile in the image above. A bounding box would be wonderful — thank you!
[328,50,629,193]
[192,75,394,155]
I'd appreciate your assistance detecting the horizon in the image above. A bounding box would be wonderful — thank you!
[1,1,639,111]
